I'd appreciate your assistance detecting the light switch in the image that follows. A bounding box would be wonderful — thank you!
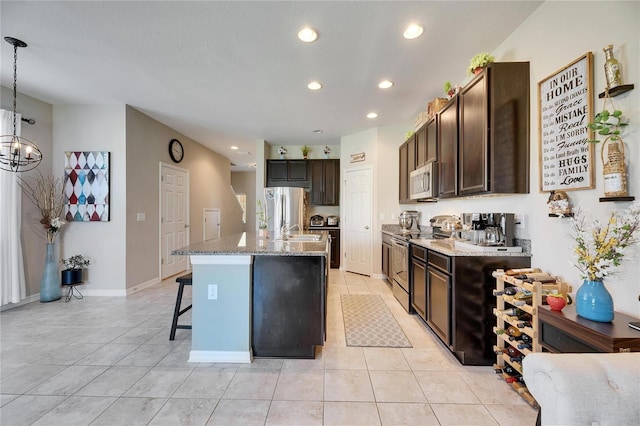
[137,213,146,222]
[208,284,218,300]
[380,213,386,220]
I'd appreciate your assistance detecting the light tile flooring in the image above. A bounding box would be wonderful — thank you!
[1,270,538,425]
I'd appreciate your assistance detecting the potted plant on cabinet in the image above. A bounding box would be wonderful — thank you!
[60,255,90,285]
[468,52,495,75]
[301,145,311,159]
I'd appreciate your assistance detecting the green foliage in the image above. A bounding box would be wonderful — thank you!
[468,53,495,75]
[301,145,311,156]
[443,81,452,94]
[587,109,628,142]
[256,199,269,229]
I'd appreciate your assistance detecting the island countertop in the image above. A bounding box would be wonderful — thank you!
[171,231,329,256]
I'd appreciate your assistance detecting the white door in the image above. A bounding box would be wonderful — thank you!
[160,163,189,279]
[204,208,221,240]
[344,166,372,276]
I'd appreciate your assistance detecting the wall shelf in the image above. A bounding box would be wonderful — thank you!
[598,84,634,98]
[599,196,635,202]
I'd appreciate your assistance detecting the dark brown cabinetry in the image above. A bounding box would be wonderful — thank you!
[437,97,459,198]
[410,245,427,321]
[426,250,451,345]
[538,305,640,353]
[382,233,392,283]
[309,160,339,206]
[458,62,530,196]
[266,160,309,187]
[398,139,411,203]
[328,229,340,269]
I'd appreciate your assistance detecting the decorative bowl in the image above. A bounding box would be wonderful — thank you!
[547,295,567,311]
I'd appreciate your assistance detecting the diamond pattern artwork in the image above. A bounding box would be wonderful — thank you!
[341,294,412,348]
[64,151,110,222]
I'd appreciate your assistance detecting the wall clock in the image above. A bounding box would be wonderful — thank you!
[168,138,184,163]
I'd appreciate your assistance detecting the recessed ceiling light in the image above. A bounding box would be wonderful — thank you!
[403,24,424,40]
[312,129,323,134]
[378,80,394,89]
[367,112,378,119]
[298,27,318,42]
[230,146,238,150]
[308,81,322,90]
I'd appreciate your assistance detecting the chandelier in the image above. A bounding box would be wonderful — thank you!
[0,37,42,172]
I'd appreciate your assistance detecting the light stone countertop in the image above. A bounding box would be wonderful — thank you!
[171,231,329,257]
[410,238,532,257]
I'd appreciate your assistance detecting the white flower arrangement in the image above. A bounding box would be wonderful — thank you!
[323,146,331,155]
[278,146,287,155]
[570,202,640,281]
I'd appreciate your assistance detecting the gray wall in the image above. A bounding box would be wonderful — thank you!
[231,171,257,232]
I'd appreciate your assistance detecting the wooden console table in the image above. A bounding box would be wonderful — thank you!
[538,305,640,353]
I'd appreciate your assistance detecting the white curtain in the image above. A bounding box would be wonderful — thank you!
[0,109,26,305]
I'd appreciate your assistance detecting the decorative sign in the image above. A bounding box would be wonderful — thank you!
[350,152,365,163]
[63,151,110,221]
[538,53,594,192]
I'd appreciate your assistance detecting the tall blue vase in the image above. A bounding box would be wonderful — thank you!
[40,242,61,302]
[575,279,614,322]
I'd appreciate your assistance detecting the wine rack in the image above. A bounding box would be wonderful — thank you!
[492,269,572,409]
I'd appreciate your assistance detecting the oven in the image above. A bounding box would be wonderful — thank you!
[391,236,410,312]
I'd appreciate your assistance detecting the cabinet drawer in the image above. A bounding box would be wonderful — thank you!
[540,321,600,353]
[428,250,451,273]
[411,245,427,262]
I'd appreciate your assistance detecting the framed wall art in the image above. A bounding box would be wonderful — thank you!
[538,52,594,192]
[64,151,110,221]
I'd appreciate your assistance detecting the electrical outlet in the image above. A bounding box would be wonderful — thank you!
[515,214,525,229]
[208,284,218,300]
[380,212,386,220]
[391,213,397,221]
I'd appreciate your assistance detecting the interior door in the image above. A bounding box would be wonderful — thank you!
[204,208,220,240]
[160,163,189,279]
[344,166,372,276]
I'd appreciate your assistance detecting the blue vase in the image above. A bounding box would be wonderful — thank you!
[40,242,61,302]
[575,279,614,322]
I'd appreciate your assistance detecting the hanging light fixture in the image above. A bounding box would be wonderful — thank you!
[0,37,42,172]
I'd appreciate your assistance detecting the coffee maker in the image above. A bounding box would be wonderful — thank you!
[461,213,516,246]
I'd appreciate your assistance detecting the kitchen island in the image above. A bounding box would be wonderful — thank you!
[171,231,328,363]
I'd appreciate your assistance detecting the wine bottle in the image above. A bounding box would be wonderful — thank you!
[496,307,522,317]
[520,334,532,344]
[604,44,623,89]
[516,321,532,329]
[506,326,522,337]
[510,355,524,363]
[504,268,541,276]
[505,375,526,384]
[507,346,522,358]
[517,342,532,350]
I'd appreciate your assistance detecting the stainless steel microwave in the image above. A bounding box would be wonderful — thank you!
[409,162,437,200]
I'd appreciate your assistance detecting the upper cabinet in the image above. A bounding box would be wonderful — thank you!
[416,117,438,168]
[399,136,413,203]
[266,160,309,187]
[437,96,459,198]
[458,62,530,196]
[309,159,340,206]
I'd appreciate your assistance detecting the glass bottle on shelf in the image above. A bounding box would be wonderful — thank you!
[603,44,623,89]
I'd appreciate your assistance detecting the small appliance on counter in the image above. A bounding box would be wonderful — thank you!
[309,215,325,227]
[326,216,339,226]
[458,213,521,252]
[399,210,420,234]
[430,215,459,239]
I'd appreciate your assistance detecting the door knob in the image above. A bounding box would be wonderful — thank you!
[365,225,370,230]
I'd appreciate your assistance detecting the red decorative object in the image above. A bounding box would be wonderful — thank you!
[473,67,483,75]
[546,295,566,311]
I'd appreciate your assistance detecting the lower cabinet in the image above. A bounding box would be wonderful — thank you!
[410,245,427,320]
[426,252,451,346]
[328,229,340,269]
[381,233,392,282]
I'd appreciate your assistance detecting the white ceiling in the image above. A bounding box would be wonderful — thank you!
[1,1,543,171]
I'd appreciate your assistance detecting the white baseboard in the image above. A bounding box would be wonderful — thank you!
[371,273,386,280]
[189,350,252,363]
[125,277,161,296]
[0,293,40,311]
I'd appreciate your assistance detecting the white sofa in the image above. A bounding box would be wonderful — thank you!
[523,352,640,425]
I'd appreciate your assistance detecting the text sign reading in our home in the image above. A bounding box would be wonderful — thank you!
[538,53,594,192]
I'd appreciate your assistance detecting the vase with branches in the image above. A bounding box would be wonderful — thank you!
[20,172,66,301]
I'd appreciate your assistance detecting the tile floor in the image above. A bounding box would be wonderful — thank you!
[1,270,538,425]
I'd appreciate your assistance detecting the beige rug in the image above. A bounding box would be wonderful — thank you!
[341,294,412,348]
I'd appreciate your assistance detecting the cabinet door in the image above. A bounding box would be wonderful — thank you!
[427,266,451,346]
[329,229,340,268]
[426,117,437,164]
[323,160,339,206]
[415,125,427,168]
[399,142,409,202]
[411,259,427,321]
[309,160,324,205]
[382,243,390,281]
[288,160,308,181]
[267,160,288,181]
[437,97,458,198]
[459,74,489,195]
[408,134,416,173]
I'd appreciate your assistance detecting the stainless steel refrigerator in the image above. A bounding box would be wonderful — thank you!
[264,187,305,239]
